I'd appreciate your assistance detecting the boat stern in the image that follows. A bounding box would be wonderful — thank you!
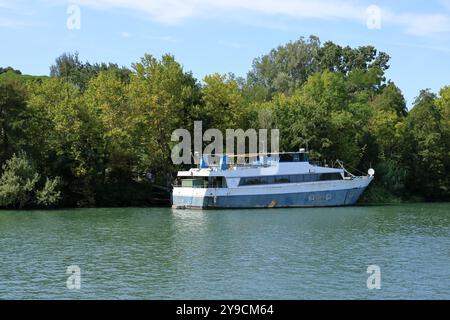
[171,187,210,209]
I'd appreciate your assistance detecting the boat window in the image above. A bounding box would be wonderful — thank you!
[300,153,309,162]
[180,178,208,188]
[208,177,228,188]
[279,152,309,163]
[266,176,275,184]
[279,154,294,162]
[175,177,228,188]
[319,173,343,181]
[238,172,342,186]
[275,176,290,183]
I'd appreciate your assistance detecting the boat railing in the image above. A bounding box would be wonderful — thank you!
[194,152,359,174]
[203,161,277,171]
[309,159,345,169]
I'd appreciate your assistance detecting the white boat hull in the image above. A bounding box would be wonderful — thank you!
[172,176,373,209]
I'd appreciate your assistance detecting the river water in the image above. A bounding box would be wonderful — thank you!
[0,203,449,299]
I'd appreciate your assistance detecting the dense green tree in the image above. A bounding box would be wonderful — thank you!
[26,78,103,206]
[0,79,28,164]
[345,67,385,97]
[436,87,450,197]
[371,82,407,117]
[50,52,131,91]
[405,90,449,199]
[277,71,368,167]
[436,86,450,136]
[370,110,406,159]
[84,70,138,186]
[36,176,61,207]
[0,67,21,75]
[317,42,390,75]
[247,37,390,99]
[200,73,245,131]
[0,153,60,208]
[0,153,39,208]
[247,36,321,97]
[369,81,407,159]
[271,92,330,158]
[50,52,88,89]
[128,54,201,185]
[270,71,371,168]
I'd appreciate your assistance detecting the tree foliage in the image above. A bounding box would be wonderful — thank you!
[50,52,131,91]
[0,36,449,207]
[0,153,60,208]
[247,36,390,98]
[0,79,28,164]
[0,67,21,75]
[404,90,449,199]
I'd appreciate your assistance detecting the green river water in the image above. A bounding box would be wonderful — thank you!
[0,203,449,299]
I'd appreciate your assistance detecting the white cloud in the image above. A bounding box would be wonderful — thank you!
[64,0,450,37]
[382,9,450,36]
[69,0,366,24]
[388,41,450,55]
[8,0,450,37]
[72,0,201,24]
[0,1,43,29]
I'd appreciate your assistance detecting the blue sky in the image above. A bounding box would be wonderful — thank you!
[1,0,450,108]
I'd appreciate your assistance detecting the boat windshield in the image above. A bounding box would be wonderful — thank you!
[279,152,309,163]
[174,177,227,188]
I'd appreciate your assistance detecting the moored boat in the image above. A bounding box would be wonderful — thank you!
[171,150,374,209]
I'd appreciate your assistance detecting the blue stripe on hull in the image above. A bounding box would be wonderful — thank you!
[172,188,367,209]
